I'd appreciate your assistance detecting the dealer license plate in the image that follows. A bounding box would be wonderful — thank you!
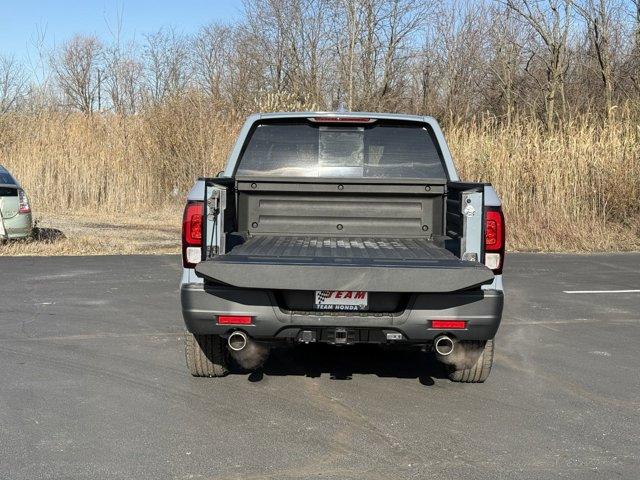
[314,291,368,311]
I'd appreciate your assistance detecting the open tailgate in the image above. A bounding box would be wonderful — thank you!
[195,235,493,293]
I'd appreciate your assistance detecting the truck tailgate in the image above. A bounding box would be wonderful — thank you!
[195,236,493,292]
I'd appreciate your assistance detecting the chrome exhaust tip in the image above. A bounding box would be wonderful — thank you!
[227,331,248,352]
[434,335,455,356]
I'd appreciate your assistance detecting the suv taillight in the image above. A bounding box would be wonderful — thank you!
[484,207,505,274]
[18,189,31,214]
[182,201,204,268]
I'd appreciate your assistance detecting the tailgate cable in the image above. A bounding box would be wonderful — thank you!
[207,190,220,257]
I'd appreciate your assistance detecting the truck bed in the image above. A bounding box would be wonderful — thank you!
[195,235,494,293]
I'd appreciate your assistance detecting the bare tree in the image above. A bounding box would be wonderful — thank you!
[330,0,429,111]
[102,7,142,114]
[623,0,640,94]
[221,26,269,112]
[193,23,234,101]
[631,0,640,45]
[105,52,143,114]
[373,0,430,109]
[0,54,26,113]
[485,5,530,124]
[242,0,290,94]
[423,1,490,120]
[572,0,622,116]
[142,28,191,105]
[51,34,103,113]
[504,0,572,129]
[242,0,336,107]
[331,0,363,108]
[280,0,332,105]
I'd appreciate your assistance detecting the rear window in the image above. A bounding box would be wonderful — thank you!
[0,172,16,185]
[0,187,17,196]
[235,120,447,179]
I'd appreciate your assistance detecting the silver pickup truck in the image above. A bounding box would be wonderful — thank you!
[180,112,505,383]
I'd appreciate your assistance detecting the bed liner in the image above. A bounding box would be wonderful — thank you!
[195,235,494,293]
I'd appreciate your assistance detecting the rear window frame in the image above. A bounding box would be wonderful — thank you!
[233,118,450,182]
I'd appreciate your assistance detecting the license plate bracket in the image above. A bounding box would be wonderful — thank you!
[314,290,368,311]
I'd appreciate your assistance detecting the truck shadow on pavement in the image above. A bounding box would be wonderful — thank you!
[240,344,449,386]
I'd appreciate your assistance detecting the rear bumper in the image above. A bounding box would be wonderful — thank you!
[2,212,32,239]
[181,283,504,343]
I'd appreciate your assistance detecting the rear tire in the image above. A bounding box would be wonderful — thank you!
[184,332,229,377]
[448,339,494,383]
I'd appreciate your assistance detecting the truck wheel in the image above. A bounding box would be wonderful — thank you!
[184,332,229,377]
[448,339,494,383]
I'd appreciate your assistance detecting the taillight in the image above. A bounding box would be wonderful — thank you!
[18,189,31,214]
[182,201,203,268]
[484,207,505,274]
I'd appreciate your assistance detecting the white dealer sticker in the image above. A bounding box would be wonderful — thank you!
[314,291,368,311]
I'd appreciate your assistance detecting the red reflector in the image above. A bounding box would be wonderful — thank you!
[485,209,504,251]
[431,320,466,330]
[217,315,253,325]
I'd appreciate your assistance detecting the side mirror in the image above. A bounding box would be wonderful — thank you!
[216,170,224,177]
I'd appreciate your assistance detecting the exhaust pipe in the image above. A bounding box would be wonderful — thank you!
[226,330,270,370]
[228,331,248,351]
[434,336,485,369]
[434,335,455,356]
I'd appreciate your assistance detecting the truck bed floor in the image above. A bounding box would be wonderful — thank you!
[227,235,457,261]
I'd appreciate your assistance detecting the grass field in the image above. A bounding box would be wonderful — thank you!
[1,103,639,255]
[0,209,181,256]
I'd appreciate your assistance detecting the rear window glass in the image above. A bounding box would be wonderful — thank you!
[0,172,16,185]
[0,187,18,196]
[236,121,446,179]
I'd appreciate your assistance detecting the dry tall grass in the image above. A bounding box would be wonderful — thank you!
[1,100,638,252]
[449,111,640,251]
[0,97,239,212]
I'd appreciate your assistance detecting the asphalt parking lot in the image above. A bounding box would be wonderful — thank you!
[1,253,639,479]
